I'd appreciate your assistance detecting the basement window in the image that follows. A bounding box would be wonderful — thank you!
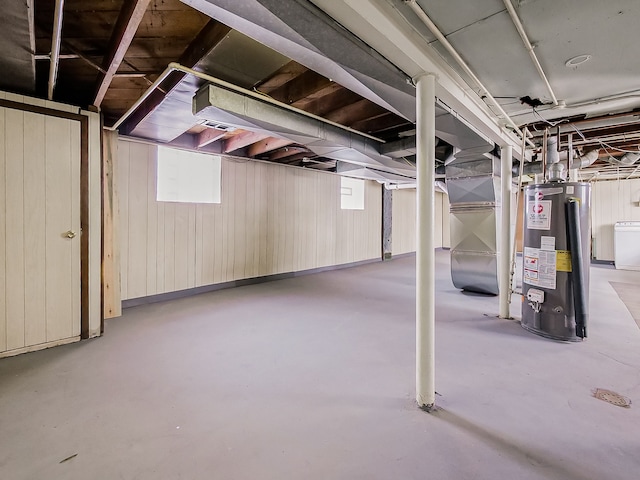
[340,177,365,210]
[156,147,221,204]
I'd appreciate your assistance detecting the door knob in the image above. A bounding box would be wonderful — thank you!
[64,230,76,239]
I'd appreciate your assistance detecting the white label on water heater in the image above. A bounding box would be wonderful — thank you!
[526,200,552,230]
[540,236,556,251]
[523,247,557,289]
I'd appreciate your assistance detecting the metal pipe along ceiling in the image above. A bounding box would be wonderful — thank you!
[107,62,384,143]
[48,0,65,100]
[403,0,533,148]
[502,0,558,106]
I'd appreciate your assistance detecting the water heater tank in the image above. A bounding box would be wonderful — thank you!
[521,182,591,341]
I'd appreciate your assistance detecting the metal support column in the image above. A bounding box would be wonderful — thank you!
[415,73,436,410]
[499,145,513,318]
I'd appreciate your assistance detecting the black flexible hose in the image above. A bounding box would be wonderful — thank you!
[566,199,587,338]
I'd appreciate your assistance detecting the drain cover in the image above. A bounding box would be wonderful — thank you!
[592,388,632,408]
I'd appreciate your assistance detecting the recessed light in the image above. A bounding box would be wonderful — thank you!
[565,54,592,67]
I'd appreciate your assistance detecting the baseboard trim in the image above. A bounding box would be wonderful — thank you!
[123,257,382,309]
[591,259,615,266]
[0,336,81,359]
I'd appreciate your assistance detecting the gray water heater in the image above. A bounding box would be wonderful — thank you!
[521,182,591,341]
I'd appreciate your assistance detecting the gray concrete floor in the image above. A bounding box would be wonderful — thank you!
[1,250,639,480]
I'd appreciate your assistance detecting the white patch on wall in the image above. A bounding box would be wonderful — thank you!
[157,147,221,203]
[340,177,365,210]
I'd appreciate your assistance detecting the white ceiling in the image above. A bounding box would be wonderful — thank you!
[310,0,640,128]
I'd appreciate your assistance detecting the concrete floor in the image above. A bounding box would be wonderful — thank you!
[1,250,639,480]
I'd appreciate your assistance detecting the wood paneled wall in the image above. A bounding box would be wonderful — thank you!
[118,139,382,300]
[391,188,449,256]
[591,178,640,261]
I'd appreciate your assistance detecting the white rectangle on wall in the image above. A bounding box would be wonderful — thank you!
[340,177,365,210]
[157,147,221,204]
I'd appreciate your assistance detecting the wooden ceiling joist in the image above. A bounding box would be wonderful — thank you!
[197,127,227,148]
[223,131,270,153]
[255,61,308,92]
[268,146,310,161]
[247,137,294,157]
[119,20,231,133]
[93,0,151,107]
[267,69,333,105]
[325,98,387,127]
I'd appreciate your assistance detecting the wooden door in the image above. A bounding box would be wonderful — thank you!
[0,106,81,356]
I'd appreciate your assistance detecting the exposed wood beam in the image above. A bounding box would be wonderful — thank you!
[268,146,311,161]
[47,0,65,100]
[93,0,151,107]
[119,20,231,134]
[255,61,308,92]
[350,113,412,137]
[294,83,362,116]
[278,153,309,165]
[223,131,270,153]
[247,137,295,157]
[325,99,386,126]
[267,70,333,105]
[197,127,227,148]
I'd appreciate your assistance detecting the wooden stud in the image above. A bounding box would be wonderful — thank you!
[102,129,122,319]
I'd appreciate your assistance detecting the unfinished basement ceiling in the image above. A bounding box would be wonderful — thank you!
[2,0,638,179]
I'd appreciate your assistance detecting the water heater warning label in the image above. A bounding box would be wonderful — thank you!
[523,247,557,289]
[526,200,552,230]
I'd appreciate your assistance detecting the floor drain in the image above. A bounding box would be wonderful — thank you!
[592,388,632,408]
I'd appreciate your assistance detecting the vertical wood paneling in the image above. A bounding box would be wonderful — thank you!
[146,149,158,295]
[249,163,260,278]
[173,203,190,290]
[212,201,223,285]
[195,204,204,286]
[257,162,269,276]
[23,112,47,346]
[221,160,231,281]
[392,188,416,255]
[187,204,196,289]
[127,142,149,299]
[156,199,165,293]
[234,161,247,280]
[118,139,392,300]
[0,106,6,351]
[284,168,295,272]
[5,109,25,350]
[591,179,640,260]
[118,141,130,300]
[163,203,176,292]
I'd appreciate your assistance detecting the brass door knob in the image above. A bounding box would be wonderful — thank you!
[64,230,76,239]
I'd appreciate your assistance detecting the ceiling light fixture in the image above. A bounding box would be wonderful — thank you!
[565,54,592,67]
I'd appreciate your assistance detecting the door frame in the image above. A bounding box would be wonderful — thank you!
[0,98,92,339]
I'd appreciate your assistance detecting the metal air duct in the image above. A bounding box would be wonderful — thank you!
[446,152,501,295]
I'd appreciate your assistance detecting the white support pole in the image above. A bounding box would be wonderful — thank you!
[499,145,513,319]
[415,73,436,409]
